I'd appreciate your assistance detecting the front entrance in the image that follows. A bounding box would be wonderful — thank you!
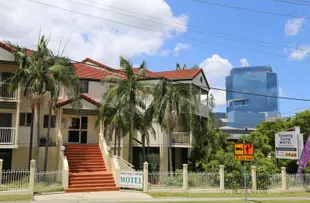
[0,113,12,144]
[68,117,88,144]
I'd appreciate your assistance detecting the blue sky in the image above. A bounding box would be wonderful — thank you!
[130,0,310,116]
[2,0,309,117]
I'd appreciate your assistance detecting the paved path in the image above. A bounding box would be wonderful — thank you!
[23,192,310,203]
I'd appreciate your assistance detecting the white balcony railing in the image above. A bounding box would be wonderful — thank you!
[0,82,17,101]
[172,132,190,146]
[196,103,209,118]
[0,127,16,145]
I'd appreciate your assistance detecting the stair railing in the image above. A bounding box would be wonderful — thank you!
[115,155,135,171]
[99,132,120,187]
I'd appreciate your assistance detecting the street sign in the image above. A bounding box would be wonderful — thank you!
[275,126,304,160]
[234,143,254,161]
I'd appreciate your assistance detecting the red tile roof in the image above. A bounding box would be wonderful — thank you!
[56,94,100,107]
[0,41,34,55]
[154,69,202,80]
[81,58,114,71]
[73,63,126,80]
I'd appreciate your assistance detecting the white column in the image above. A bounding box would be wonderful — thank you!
[220,165,225,192]
[15,84,21,146]
[143,162,149,193]
[29,159,36,195]
[281,167,287,191]
[251,166,257,192]
[183,164,188,192]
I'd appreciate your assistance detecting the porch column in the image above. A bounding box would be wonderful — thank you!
[15,83,21,146]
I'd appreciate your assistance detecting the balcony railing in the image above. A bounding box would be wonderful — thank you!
[196,103,209,118]
[172,132,190,146]
[0,127,16,145]
[0,82,17,101]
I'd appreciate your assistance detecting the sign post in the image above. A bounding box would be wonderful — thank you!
[234,141,254,202]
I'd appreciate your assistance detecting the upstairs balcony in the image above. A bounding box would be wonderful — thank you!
[196,102,209,118]
[0,82,18,101]
[172,132,191,147]
[0,127,17,148]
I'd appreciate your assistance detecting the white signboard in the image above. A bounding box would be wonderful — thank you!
[275,127,303,160]
[120,171,143,189]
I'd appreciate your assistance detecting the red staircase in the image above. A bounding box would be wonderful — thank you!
[64,144,120,193]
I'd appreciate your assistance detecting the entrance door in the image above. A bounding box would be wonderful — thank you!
[0,113,12,144]
[68,117,88,144]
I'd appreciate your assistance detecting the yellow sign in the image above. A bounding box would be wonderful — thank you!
[235,155,254,161]
[234,143,254,161]
[234,144,244,155]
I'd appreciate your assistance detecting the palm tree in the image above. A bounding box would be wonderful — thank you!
[97,56,149,163]
[151,79,196,172]
[135,104,156,163]
[96,95,131,156]
[9,35,80,171]
[43,55,80,171]
[6,42,34,169]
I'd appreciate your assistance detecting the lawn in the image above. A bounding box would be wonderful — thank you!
[127,201,310,203]
[0,195,32,201]
[149,191,310,198]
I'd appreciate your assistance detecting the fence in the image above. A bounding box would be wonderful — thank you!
[142,162,310,193]
[0,159,64,195]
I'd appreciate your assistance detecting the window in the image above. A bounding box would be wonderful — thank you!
[19,113,32,127]
[43,115,56,128]
[80,80,89,93]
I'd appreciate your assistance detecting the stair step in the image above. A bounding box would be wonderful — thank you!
[70,178,115,185]
[70,172,112,177]
[65,187,120,193]
[70,169,107,173]
[69,162,106,166]
[69,183,116,188]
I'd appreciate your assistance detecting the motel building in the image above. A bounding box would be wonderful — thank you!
[0,42,210,192]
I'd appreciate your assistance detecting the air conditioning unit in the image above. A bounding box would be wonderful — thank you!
[39,137,52,146]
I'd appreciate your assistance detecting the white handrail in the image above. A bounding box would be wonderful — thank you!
[115,155,134,168]
[0,127,16,145]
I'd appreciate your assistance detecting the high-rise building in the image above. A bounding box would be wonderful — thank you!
[225,66,280,128]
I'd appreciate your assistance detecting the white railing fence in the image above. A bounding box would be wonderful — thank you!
[0,159,64,195]
[34,170,63,193]
[143,163,310,193]
[0,170,30,191]
[0,82,17,100]
[0,128,16,145]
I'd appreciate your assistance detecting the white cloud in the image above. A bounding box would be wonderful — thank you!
[240,58,249,67]
[199,54,232,107]
[289,45,310,60]
[173,43,191,56]
[0,0,188,66]
[285,18,305,36]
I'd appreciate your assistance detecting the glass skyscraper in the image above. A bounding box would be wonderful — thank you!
[225,66,280,128]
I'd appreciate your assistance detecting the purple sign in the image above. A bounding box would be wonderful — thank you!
[297,135,310,181]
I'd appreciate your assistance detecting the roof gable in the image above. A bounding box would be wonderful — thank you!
[56,94,100,109]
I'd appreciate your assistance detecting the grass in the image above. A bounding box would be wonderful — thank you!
[0,195,32,201]
[126,201,310,203]
[149,191,310,198]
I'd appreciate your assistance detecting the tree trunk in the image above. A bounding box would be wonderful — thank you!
[168,128,173,174]
[117,129,121,156]
[147,136,150,160]
[43,101,52,171]
[114,127,117,155]
[28,106,35,169]
[142,134,146,163]
[36,103,41,171]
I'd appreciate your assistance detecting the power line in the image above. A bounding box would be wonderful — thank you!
[274,0,310,6]
[211,87,310,102]
[192,0,304,18]
[75,0,307,52]
[27,0,306,61]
